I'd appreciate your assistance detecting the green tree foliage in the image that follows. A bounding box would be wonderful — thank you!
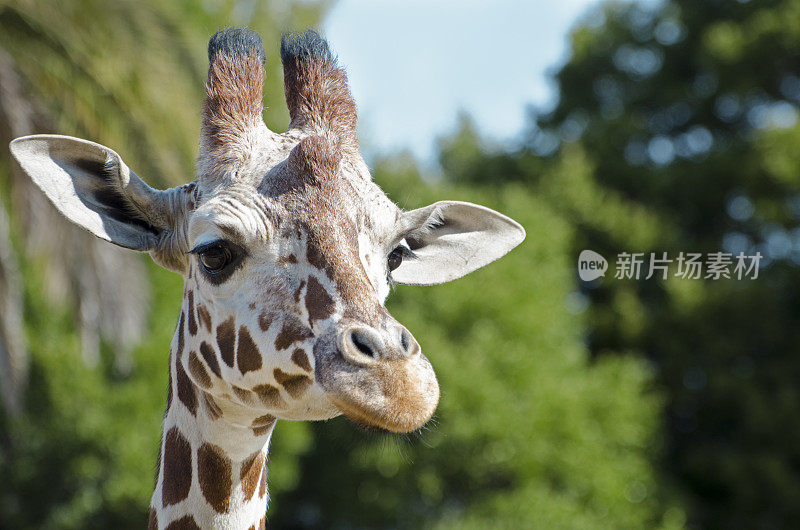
[439,0,800,527]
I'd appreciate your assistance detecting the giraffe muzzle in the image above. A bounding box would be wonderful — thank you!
[314,322,439,433]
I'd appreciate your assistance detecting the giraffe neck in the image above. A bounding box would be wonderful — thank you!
[149,348,274,529]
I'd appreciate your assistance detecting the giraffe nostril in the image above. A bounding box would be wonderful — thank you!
[339,326,384,365]
[351,330,376,358]
[397,326,420,358]
[400,328,411,352]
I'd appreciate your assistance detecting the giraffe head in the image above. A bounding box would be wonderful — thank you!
[9,29,524,434]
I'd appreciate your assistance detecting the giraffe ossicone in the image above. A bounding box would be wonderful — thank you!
[10,27,525,529]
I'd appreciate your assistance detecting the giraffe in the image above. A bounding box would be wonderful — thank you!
[9,28,525,529]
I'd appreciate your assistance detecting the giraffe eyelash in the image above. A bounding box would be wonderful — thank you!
[396,244,415,260]
[188,240,224,255]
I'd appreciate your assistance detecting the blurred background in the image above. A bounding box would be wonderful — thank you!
[0,0,797,528]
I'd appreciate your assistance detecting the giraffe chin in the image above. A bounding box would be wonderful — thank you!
[321,355,440,434]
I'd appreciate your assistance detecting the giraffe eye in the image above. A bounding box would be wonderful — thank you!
[199,244,231,274]
[191,240,244,284]
[387,247,404,271]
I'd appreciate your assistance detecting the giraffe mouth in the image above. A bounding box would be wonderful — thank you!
[315,343,440,433]
[332,401,437,434]
[326,368,439,433]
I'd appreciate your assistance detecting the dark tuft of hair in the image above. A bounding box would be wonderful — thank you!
[208,27,265,66]
[280,30,334,66]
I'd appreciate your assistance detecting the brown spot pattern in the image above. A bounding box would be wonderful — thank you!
[274,317,313,350]
[148,508,157,529]
[200,341,221,377]
[291,348,312,372]
[198,442,232,514]
[253,384,287,409]
[305,275,335,323]
[166,353,174,409]
[196,304,212,333]
[299,216,377,322]
[252,425,271,436]
[252,414,275,436]
[237,326,262,374]
[177,312,185,357]
[187,290,198,336]
[259,516,266,529]
[252,414,276,427]
[176,360,198,415]
[259,469,267,498]
[203,392,222,420]
[258,311,274,332]
[273,368,313,399]
[165,515,201,530]
[216,316,236,367]
[306,236,332,276]
[188,351,212,389]
[240,451,265,501]
[155,439,162,488]
[232,386,253,404]
[162,427,192,507]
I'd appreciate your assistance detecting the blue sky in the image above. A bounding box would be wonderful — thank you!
[323,0,602,164]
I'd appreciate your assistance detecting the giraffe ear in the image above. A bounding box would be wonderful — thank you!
[9,134,177,252]
[391,201,525,286]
